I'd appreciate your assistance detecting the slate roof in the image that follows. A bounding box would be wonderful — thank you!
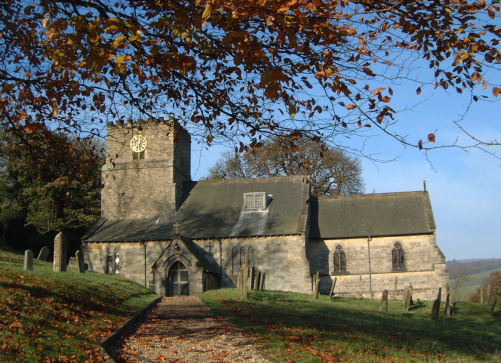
[309,191,436,239]
[83,175,310,242]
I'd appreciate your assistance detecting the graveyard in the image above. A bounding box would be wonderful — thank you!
[1,245,500,362]
[201,289,501,362]
[0,247,157,362]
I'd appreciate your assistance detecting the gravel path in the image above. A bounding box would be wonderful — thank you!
[113,296,272,363]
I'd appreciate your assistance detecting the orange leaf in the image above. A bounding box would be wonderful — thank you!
[362,67,375,77]
[418,139,423,150]
[372,87,385,96]
[346,104,356,110]
[416,87,421,95]
[428,133,436,143]
[493,87,501,97]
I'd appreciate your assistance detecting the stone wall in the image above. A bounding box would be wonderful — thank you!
[308,234,449,300]
[194,235,311,293]
[101,119,191,219]
[82,233,312,296]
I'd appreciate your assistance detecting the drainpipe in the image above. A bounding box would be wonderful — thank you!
[141,241,147,287]
[367,235,373,299]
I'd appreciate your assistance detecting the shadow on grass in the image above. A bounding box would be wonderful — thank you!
[0,281,152,318]
[206,290,500,360]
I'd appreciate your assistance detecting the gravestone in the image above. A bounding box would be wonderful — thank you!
[403,287,411,312]
[329,277,337,298]
[380,289,389,313]
[313,271,320,300]
[260,272,265,290]
[53,231,67,272]
[256,271,261,290]
[250,266,255,290]
[67,257,77,271]
[431,287,442,320]
[444,292,451,318]
[24,250,34,271]
[76,250,85,273]
[480,288,484,304]
[37,246,49,261]
[393,277,399,299]
[409,283,414,305]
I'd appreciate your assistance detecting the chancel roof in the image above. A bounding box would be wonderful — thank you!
[309,191,436,239]
[83,175,310,242]
[83,177,436,243]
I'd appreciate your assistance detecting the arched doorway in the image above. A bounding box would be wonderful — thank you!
[167,261,189,296]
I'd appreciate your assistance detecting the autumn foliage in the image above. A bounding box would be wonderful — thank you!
[0,0,499,151]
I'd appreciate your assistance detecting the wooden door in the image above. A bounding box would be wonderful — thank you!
[168,261,189,296]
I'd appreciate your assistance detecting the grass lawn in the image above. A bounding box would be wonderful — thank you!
[200,288,501,362]
[0,247,158,362]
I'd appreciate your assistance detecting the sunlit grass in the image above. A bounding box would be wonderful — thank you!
[0,247,158,362]
[201,288,501,362]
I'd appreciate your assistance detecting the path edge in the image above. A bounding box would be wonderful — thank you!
[99,296,162,362]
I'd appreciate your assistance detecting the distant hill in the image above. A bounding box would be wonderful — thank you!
[447,258,501,280]
[447,258,501,302]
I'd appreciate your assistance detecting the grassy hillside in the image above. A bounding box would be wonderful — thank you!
[201,289,501,362]
[0,247,158,362]
[452,268,501,302]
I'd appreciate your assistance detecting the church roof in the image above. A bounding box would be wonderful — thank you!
[83,175,310,242]
[309,191,436,239]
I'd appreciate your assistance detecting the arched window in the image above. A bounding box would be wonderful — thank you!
[106,254,113,274]
[114,253,120,274]
[232,247,239,275]
[333,245,346,273]
[107,251,120,274]
[392,242,405,272]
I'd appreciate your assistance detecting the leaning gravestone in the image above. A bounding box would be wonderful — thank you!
[380,289,389,313]
[329,277,337,299]
[431,287,442,320]
[53,231,67,272]
[444,292,451,318]
[24,250,34,271]
[74,250,87,272]
[37,246,50,261]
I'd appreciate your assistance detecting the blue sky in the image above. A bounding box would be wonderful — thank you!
[189,87,501,261]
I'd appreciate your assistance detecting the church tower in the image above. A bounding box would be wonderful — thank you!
[101,118,191,219]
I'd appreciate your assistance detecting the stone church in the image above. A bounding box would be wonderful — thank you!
[82,119,449,300]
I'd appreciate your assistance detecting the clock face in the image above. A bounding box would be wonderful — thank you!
[130,135,148,152]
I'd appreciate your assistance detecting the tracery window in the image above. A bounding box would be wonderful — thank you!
[106,254,113,274]
[333,245,346,273]
[392,242,405,272]
[106,251,120,274]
